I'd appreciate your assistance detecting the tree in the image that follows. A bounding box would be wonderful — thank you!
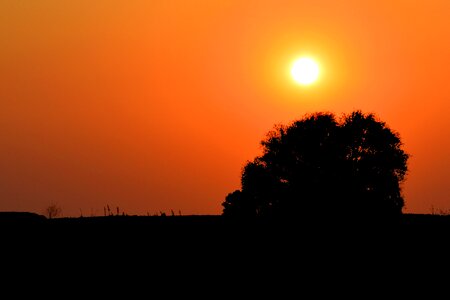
[46,203,62,219]
[222,111,409,222]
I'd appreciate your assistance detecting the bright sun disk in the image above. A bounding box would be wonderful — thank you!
[291,57,320,85]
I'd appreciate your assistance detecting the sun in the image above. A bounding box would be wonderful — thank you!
[291,57,320,85]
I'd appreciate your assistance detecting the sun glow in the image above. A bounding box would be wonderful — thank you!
[291,57,320,85]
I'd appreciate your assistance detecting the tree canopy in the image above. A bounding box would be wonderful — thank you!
[222,111,409,222]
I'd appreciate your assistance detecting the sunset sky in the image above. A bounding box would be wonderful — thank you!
[1,0,449,216]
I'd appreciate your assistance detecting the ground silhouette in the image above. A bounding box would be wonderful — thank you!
[223,111,409,223]
[1,212,447,293]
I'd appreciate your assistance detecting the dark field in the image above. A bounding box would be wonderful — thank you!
[3,212,450,247]
[2,212,448,290]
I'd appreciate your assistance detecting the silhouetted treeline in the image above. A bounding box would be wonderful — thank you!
[223,111,409,224]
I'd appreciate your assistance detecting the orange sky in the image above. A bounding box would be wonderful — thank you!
[0,0,449,216]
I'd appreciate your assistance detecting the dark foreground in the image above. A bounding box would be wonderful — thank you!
[2,213,449,290]
[3,212,450,254]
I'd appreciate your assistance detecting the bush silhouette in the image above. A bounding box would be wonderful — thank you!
[46,203,62,219]
[222,111,409,223]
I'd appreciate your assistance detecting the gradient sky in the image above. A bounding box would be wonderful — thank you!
[1,0,449,216]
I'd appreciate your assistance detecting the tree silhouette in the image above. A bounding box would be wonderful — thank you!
[46,203,62,219]
[222,111,409,223]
